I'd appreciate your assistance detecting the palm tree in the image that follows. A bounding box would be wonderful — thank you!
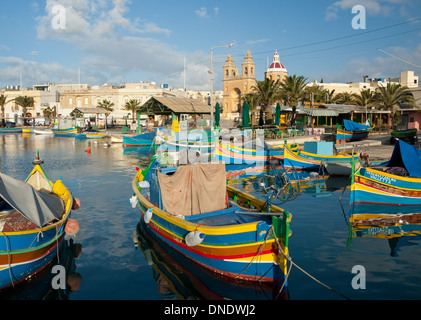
[352,89,375,122]
[279,75,308,126]
[123,99,141,122]
[0,94,7,127]
[332,92,354,105]
[97,99,115,129]
[374,83,416,128]
[251,78,282,111]
[13,96,34,125]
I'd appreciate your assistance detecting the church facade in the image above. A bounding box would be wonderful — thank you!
[222,50,288,118]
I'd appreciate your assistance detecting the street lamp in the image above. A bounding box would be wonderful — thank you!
[210,43,235,128]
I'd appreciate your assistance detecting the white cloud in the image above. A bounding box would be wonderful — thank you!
[28,0,211,90]
[195,7,208,18]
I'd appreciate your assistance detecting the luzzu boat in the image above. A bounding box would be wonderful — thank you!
[283,142,359,174]
[336,120,373,143]
[51,127,80,137]
[215,139,299,165]
[0,152,80,290]
[0,127,22,134]
[350,139,421,222]
[131,157,292,292]
[391,128,417,143]
[123,131,156,147]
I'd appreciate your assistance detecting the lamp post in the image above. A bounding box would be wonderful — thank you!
[210,43,234,128]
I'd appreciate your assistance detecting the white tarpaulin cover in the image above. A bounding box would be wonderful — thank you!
[0,173,64,227]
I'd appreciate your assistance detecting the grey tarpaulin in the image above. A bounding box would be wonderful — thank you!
[0,173,64,227]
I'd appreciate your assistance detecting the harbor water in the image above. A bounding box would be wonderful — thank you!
[2,133,421,300]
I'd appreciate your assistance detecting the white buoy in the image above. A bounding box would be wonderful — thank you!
[144,208,153,224]
[130,195,138,208]
[138,181,150,188]
[185,230,205,247]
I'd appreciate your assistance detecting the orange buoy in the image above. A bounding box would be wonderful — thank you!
[86,148,91,154]
[65,219,80,236]
[72,198,81,210]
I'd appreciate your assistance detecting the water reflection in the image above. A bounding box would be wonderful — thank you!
[134,222,288,300]
[0,239,82,300]
[348,204,421,256]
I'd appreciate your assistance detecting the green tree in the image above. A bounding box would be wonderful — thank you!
[97,99,115,129]
[332,92,354,105]
[13,96,34,125]
[374,83,416,128]
[123,99,141,122]
[352,89,375,121]
[279,75,308,126]
[251,78,282,111]
[0,94,7,127]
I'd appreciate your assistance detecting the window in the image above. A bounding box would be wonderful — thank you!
[69,98,73,105]
[410,117,415,123]
[85,98,89,105]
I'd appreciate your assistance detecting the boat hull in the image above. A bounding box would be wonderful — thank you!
[215,141,298,165]
[336,128,372,143]
[51,128,79,137]
[350,167,421,221]
[0,128,22,134]
[0,163,74,290]
[284,143,358,172]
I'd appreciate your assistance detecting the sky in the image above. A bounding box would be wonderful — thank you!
[0,0,420,91]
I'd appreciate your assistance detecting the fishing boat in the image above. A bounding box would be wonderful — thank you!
[391,128,417,144]
[33,129,53,135]
[283,142,359,173]
[123,131,156,147]
[131,157,292,291]
[0,127,22,134]
[134,222,289,300]
[0,152,80,290]
[336,120,373,143]
[75,133,106,140]
[22,129,33,134]
[215,139,299,165]
[51,127,80,137]
[350,139,421,220]
[110,135,123,143]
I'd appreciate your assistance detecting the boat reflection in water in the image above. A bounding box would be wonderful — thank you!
[0,239,82,300]
[133,222,289,300]
[348,204,421,256]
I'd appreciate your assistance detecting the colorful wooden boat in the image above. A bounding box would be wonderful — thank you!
[0,127,23,134]
[0,152,79,290]
[391,128,417,144]
[123,131,156,147]
[51,127,79,137]
[283,142,359,173]
[132,158,292,290]
[34,129,54,135]
[215,139,299,165]
[350,139,421,221]
[336,120,373,143]
[110,135,123,143]
[134,221,289,300]
[22,129,33,134]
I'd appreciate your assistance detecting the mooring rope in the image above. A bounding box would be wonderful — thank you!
[270,228,351,300]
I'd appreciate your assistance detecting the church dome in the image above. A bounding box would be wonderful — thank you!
[266,51,287,73]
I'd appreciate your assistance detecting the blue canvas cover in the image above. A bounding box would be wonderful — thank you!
[132,131,156,141]
[343,120,369,131]
[384,139,421,178]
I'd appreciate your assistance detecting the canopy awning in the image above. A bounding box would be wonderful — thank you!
[71,107,109,115]
[0,173,64,227]
[138,97,211,116]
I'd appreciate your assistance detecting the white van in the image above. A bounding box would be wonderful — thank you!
[28,117,51,126]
